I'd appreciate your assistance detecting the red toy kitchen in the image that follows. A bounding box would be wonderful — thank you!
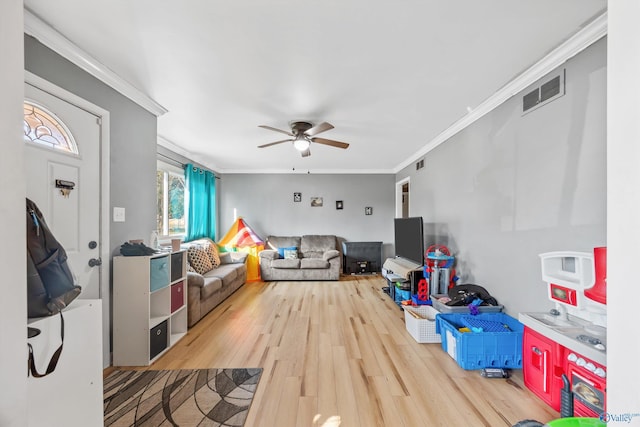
[519,247,607,418]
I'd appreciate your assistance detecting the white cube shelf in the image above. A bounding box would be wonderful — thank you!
[113,250,187,366]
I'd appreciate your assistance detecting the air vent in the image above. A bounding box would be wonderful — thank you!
[522,69,565,114]
[416,158,425,171]
[523,89,539,111]
[540,75,561,102]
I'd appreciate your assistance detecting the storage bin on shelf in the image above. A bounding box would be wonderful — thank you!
[435,312,524,370]
[394,287,411,302]
[431,294,503,313]
[404,305,441,343]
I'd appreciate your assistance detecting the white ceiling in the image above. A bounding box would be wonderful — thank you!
[24,1,607,174]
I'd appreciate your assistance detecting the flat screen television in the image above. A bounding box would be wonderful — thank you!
[394,217,424,265]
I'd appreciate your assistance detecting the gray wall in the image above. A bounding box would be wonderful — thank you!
[219,174,396,259]
[25,35,158,254]
[396,38,607,317]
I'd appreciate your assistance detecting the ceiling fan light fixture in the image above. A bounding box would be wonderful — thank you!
[259,121,348,156]
[293,135,310,151]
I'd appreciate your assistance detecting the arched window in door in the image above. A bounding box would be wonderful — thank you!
[23,101,79,155]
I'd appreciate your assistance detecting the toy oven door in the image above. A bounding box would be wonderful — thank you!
[571,369,605,417]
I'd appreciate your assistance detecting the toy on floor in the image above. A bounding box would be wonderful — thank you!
[410,278,432,306]
[424,244,458,295]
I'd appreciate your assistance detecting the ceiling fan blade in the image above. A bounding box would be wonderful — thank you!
[258,139,292,148]
[258,125,293,137]
[312,137,349,149]
[301,148,311,157]
[305,122,334,137]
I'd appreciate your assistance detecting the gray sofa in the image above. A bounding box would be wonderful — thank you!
[183,238,248,327]
[259,235,341,281]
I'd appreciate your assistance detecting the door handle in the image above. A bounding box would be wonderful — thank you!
[88,258,102,267]
[542,351,548,393]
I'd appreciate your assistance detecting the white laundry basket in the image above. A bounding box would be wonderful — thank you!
[403,305,441,343]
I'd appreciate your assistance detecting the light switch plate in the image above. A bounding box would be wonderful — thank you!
[113,207,125,222]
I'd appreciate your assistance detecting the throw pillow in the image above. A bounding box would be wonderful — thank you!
[283,248,298,259]
[277,246,297,259]
[219,252,232,264]
[186,261,196,273]
[206,241,221,268]
[187,245,213,274]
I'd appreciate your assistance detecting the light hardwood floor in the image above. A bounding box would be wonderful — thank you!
[141,275,559,426]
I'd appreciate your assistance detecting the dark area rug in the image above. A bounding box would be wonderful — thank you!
[104,368,262,427]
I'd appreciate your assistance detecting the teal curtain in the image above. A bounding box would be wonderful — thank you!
[184,164,216,241]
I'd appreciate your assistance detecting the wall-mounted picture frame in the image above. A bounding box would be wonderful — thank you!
[336,200,343,210]
[311,197,323,207]
[365,206,373,215]
[293,192,301,202]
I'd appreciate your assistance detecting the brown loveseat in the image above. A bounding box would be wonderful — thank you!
[183,238,247,327]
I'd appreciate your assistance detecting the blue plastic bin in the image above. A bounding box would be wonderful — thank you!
[394,287,411,302]
[150,255,170,292]
[435,312,524,370]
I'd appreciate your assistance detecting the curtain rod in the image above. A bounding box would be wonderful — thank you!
[157,152,220,179]
[157,152,184,168]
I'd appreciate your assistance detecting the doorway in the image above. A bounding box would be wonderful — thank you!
[395,177,410,218]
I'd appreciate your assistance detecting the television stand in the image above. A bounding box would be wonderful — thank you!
[342,241,382,275]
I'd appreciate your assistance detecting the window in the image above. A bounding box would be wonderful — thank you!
[23,101,79,154]
[157,161,185,237]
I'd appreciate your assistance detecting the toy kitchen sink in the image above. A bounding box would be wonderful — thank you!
[519,249,607,417]
[519,311,606,365]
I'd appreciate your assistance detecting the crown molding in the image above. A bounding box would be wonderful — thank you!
[393,11,608,174]
[220,168,395,175]
[24,8,168,117]
[157,135,221,172]
[157,135,194,160]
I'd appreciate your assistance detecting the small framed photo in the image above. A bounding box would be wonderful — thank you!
[310,197,323,207]
[336,200,343,210]
[293,192,302,202]
[365,206,373,215]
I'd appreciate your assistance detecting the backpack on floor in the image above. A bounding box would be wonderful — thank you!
[26,197,82,377]
[446,283,499,307]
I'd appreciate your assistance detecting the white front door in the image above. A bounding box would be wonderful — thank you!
[24,83,102,299]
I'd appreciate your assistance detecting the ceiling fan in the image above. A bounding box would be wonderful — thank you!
[257,121,349,157]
